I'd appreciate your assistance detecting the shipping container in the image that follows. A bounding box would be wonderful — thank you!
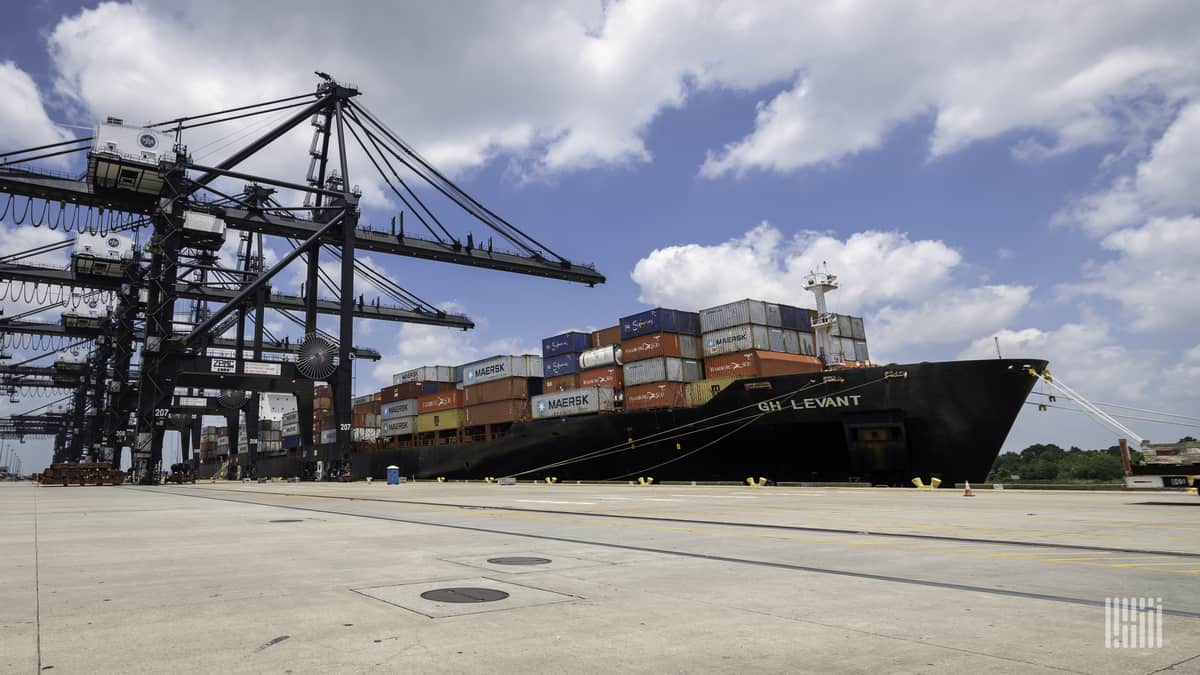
[464,399,531,426]
[621,332,701,362]
[532,387,616,419]
[579,344,622,370]
[685,377,740,407]
[463,377,541,405]
[836,314,853,338]
[838,337,856,361]
[579,366,623,389]
[392,365,455,385]
[702,324,772,356]
[381,398,419,419]
[417,409,464,432]
[619,308,701,339]
[459,354,542,385]
[590,325,621,348]
[281,423,300,437]
[850,316,866,340]
[418,390,464,413]
[542,352,582,377]
[623,357,703,386]
[624,382,687,410]
[853,339,870,362]
[352,428,380,442]
[282,434,300,450]
[381,381,456,402]
[281,411,298,425]
[699,299,774,333]
[320,429,336,444]
[779,305,814,332]
[767,327,786,353]
[352,393,376,406]
[543,374,579,392]
[382,416,416,437]
[703,351,823,379]
[541,331,590,357]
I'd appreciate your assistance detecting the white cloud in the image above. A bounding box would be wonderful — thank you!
[1063,216,1200,331]
[631,222,1031,359]
[0,62,71,157]
[32,1,1199,186]
[1055,101,1200,235]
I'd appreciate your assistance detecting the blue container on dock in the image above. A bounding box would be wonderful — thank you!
[386,465,400,485]
[282,434,300,450]
[619,308,701,339]
[542,352,582,377]
[542,332,591,358]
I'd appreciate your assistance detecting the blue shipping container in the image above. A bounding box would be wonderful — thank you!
[620,308,702,339]
[780,305,814,332]
[543,352,582,377]
[282,434,300,449]
[542,331,591,358]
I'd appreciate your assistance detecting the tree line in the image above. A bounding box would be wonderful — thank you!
[988,437,1197,482]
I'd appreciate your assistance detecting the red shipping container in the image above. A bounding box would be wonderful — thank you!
[591,325,621,348]
[579,366,623,389]
[463,378,534,405]
[621,332,698,362]
[703,351,823,379]
[464,399,531,426]
[624,382,687,411]
[542,374,579,392]
[418,390,463,413]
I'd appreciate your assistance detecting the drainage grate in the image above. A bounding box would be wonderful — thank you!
[269,519,304,523]
[420,587,510,604]
[487,556,552,566]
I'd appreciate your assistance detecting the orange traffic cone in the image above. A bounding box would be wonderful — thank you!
[963,481,974,497]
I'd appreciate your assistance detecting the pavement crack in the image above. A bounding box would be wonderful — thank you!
[255,635,291,653]
[1146,652,1200,673]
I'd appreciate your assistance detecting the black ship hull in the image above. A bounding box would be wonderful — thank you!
[241,358,1044,485]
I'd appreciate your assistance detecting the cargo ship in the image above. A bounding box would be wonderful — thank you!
[196,269,1044,486]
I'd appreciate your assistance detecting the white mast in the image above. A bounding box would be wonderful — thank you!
[804,263,841,366]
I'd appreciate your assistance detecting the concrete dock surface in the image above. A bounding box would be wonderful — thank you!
[2,481,1198,674]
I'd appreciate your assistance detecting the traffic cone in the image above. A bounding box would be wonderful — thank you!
[963,481,974,497]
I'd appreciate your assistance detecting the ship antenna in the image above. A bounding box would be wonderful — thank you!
[803,265,840,367]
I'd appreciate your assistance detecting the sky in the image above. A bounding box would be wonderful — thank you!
[1,1,1199,472]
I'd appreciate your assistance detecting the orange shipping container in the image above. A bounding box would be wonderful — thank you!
[624,382,687,411]
[542,374,578,392]
[620,332,700,362]
[463,377,535,405]
[465,399,532,426]
[418,390,464,413]
[703,351,823,379]
[591,325,621,348]
[579,366,623,389]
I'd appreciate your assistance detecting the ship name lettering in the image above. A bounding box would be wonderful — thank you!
[757,395,862,412]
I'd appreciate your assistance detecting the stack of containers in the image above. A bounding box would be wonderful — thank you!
[541,331,590,391]
[699,299,823,385]
[619,308,703,411]
[200,426,218,462]
[380,395,418,442]
[216,426,229,458]
[282,411,300,451]
[259,419,283,456]
[352,393,381,443]
[461,355,543,440]
[579,325,624,393]
[314,384,334,442]
[830,314,869,364]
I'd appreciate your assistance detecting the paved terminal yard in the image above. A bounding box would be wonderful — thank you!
[2,481,1198,674]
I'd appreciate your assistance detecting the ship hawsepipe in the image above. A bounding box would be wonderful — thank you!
[247,358,1046,486]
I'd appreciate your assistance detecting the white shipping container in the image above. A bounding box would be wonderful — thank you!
[782,330,801,355]
[352,428,380,442]
[623,357,703,386]
[703,324,771,356]
[764,302,783,328]
[282,423,300,436]
[578,345,623,370]
[283,411,299,424]
[320,429,337,444]
[850,316,866,340]
[798,331,816,356]
[838,337,856,360]
[459,355,543,385]
[532,387,616,419]
[381,398,418,419]
[353,393,376,405]
[393,365,455,385]
[700,299,769,333]
[382,416,416,437]
[768,328,786,353]
[853,340,870,362]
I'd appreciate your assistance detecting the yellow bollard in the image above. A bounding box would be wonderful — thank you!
[930,477,942,489]
[745,477,767,488]
[544,477,558,484]
[637,476,655,486]
[911,477,926,489]
[436,476,446,483]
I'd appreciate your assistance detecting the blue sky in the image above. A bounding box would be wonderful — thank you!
[2,2,1199,470]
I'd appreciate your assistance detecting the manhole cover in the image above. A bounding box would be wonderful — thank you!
[420,587,510,604]
[269,519,304,523]
[487,556,552,566]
